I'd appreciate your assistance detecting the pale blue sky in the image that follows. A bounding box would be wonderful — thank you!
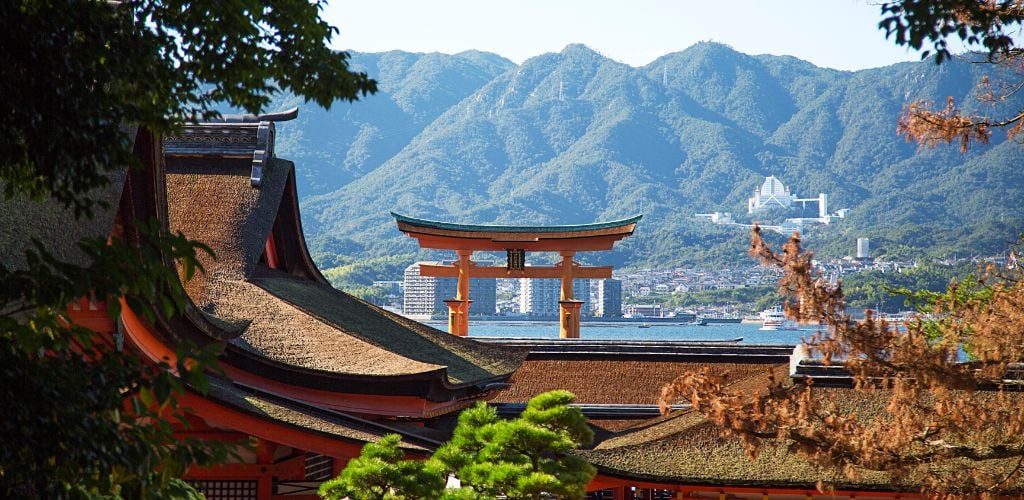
[323,0,936,71]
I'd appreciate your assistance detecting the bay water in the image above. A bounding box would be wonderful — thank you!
[425,321,814,345]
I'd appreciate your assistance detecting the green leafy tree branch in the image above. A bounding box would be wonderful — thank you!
[1,0,376,497]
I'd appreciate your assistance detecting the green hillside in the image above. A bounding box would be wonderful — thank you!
[267,50,515,197]
[278,43,1023,274]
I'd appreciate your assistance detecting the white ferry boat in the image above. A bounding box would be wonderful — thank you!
[759,306,797,331]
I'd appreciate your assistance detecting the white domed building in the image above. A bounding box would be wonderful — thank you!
[748,175,795,213]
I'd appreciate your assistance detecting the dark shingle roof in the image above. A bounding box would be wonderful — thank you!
[164,158,288,305]
[214,271,521,382]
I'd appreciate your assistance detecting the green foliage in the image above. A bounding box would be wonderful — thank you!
[1,0,375,217]
[317,253,415,296]
[661,285,777,311]
[0,226,234,498]
[318,435,445,500]
[879,0,1024,63]
[0,338,229,499]
[1,0,376,497]
[841,262,974,311]
[322,391,596,500]
[433,390,596,499]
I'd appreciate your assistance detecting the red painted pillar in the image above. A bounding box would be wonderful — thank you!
[256,439,277,500]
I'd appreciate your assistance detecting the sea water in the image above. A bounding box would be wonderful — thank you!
[425,321,815,345]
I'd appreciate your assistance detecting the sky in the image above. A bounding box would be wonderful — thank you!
[322,0,934,72]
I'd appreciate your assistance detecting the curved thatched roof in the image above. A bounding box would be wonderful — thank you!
[163,155,523,392]
[577,365,897,490]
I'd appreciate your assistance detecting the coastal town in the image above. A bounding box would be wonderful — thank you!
[368,239,978,322]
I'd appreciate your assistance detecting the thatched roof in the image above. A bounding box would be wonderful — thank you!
[163,156,523,389]
[489,354,901,490]
[215,271,521,383]
[577,365,899,490]
[164,157,287,305]
[494,359,784,405]
[0,170,125,270]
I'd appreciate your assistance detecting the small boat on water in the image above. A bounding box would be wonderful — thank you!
[759,306,797,331]
[638,323,651,329]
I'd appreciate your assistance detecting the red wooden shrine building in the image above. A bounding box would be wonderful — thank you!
[11,112,929,499]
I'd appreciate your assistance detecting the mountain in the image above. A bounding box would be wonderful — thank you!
[279,43,1024,271]
[265,50,516,197]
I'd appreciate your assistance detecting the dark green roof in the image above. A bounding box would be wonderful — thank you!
[391,212,642,234]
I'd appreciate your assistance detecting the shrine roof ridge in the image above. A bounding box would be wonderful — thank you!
[391,212,643,234]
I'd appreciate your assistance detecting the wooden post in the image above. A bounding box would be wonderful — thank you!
[559,251,575,301]
[256,439,276,499]
[559,299,583,339]
[558,251,583,338]
[444,298,470,337]
[443,249,473,336]
[456,250,472,302]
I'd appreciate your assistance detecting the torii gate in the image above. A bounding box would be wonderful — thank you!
[392,213,641,338]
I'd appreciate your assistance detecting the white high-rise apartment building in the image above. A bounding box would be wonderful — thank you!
[519,278,591,317]
[402,262,496,319]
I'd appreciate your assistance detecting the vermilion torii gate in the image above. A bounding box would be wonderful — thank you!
[392,213,641,338]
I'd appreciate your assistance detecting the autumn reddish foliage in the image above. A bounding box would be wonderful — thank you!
[886,0,1024,151]
[660,227,1024,497]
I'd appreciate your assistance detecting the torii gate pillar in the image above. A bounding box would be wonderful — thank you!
[444,249,473,337]
[558,251,582,339]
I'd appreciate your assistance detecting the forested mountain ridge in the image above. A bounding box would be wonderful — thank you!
[264,43,1023,270]
[269,50,516,195]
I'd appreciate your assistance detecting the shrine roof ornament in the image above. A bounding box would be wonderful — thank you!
[163,107,299,188]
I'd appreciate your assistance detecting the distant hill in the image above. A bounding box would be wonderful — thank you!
[268,50,516,196]
[266,43,1024,271]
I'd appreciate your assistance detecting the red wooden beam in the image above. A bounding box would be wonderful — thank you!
[418,263,613,279]
[173,430,250,442]
[264,234,281,270]
[408,233,626,251]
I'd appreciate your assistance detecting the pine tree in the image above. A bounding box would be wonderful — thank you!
[321,390,596,500]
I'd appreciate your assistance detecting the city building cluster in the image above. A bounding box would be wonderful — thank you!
[375,236,946,320]
[378,263,783,319]
[395,262,624,320]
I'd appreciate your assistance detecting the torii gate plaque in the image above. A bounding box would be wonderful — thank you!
[392,213,642,338]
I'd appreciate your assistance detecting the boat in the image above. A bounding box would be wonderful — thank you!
[638,323,651,329]
[759,306,797,331]
[698,316,743,326]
